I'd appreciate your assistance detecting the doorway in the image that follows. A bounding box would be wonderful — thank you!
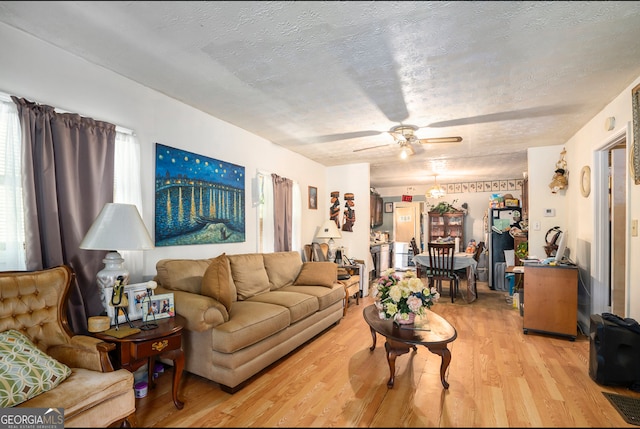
[393,201,422,270]
[593,126,629,318]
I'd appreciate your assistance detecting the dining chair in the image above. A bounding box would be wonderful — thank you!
[410,237,423,278]
[427,242,459,303]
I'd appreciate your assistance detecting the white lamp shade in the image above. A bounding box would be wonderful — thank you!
[80,203,154,251]
[316,220,342,239]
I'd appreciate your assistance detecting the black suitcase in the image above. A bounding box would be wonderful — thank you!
[589,313,640,387]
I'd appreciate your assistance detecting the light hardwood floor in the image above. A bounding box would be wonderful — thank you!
[129,280,640,427]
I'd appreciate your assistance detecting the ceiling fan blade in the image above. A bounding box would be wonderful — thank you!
[307,130,384,144]
[426,105,578,128]
[353,143,394,153]
[418,136,463,144]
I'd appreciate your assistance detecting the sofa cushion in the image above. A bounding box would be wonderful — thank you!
[0,329,72,407]
[201,253,235,312]
[210,301,290,353]
[280,284,345,312]
[294,262,337,287]
[227,253,271,300]
[263,251,303,290]
[247,291,319,324]
[155,258,213,294]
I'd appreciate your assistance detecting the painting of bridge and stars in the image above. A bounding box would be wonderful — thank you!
[155,143,245,246]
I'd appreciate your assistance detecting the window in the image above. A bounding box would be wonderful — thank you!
[0,97,25,270]
[0,95,141,271]
[256,171,301,253]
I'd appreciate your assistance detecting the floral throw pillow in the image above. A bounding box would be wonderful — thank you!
[0,329,72,407]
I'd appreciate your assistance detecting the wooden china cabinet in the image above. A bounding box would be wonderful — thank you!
[427,210,465,252]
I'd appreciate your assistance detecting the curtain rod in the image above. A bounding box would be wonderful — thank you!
[0,90,134,136]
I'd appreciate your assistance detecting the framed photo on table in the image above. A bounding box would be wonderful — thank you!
[103,282,150,323]
[143,293,175,322]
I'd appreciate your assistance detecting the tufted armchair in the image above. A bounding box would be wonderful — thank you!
[0,265,136,427]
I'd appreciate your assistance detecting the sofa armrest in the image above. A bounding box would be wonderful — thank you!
[47,335,116,372]
[169,289,228,332]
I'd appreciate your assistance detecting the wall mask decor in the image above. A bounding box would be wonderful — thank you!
[155,143,245,246]
[330,191,340,228]
[549,147,568,194]
[342,193,355,232]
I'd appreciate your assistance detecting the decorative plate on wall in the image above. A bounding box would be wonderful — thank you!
[580,165,591,197]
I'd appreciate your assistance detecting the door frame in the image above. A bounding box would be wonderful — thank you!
[592,124,630,316]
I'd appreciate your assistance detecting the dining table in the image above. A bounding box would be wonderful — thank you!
[412,252,478,303]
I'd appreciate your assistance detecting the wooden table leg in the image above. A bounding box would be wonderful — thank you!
[161,348,185,409]
[425,344,451,389]
[384,339,413,388]
[368,326,377,351]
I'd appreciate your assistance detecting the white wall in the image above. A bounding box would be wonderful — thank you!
[0,22,345,279]
[326,164,371,273]
[558,74,640,323]
[527,145,569,259]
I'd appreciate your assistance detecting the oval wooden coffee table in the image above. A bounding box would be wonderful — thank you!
[363,304,457,389]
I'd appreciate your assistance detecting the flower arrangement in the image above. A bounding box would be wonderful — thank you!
[372,268,440,323]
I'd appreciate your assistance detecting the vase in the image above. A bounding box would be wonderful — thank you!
[396,312,416,325]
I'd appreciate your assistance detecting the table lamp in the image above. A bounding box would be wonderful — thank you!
[80,203,154,314]
[316,219,342,262]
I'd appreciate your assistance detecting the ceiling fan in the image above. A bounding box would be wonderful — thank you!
[352,124,462,158]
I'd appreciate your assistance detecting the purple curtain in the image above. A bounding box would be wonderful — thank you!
[13,96,116,334]
[271,174,293,252]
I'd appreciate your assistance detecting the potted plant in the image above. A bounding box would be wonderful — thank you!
[428,199,460,214]
[515,241,528,261]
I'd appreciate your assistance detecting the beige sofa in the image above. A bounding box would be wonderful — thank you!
[154,251,344,393]
[0,266,135,427]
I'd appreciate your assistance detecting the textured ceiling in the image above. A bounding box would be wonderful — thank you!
[2,1,640,189]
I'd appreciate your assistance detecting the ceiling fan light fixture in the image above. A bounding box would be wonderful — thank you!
[400,147,408,159]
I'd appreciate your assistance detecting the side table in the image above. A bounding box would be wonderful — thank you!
[95,314,185,409]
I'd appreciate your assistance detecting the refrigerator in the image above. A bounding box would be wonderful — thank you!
[487,207,516,289]
[394,242,412,271]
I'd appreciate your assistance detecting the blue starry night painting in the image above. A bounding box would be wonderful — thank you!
[155,143,245,246]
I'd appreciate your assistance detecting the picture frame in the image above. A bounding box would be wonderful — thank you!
[129,284,151,321]
[155,143,245,246]
[384,202,393,213]
[143,293,175,322]
[103,282,151,324]
[308,186,317,210]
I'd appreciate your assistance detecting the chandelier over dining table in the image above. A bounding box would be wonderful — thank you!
[427,174,446,199]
